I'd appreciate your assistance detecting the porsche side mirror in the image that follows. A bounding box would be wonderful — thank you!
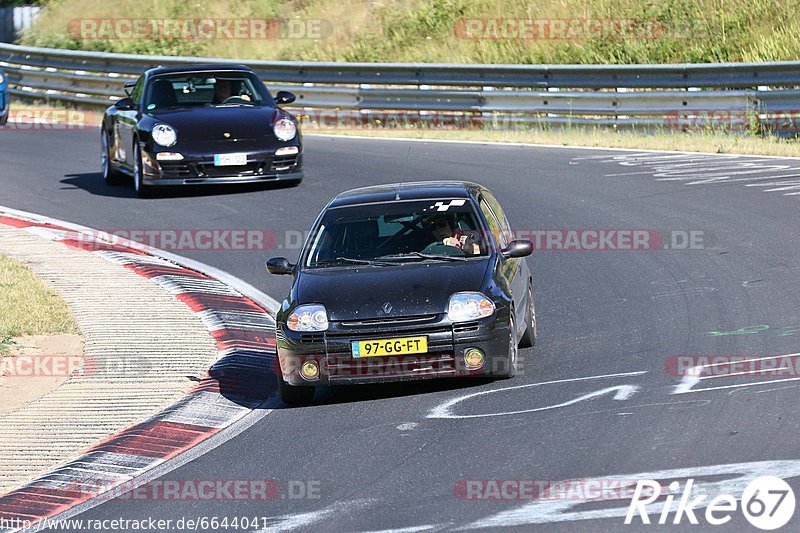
[502,240,533,258]
[275,91,296,105]
[114,97,136,111]
[266,257,294,275]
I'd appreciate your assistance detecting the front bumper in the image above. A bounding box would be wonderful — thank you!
[276,314,511,386]
[142,146,303,186]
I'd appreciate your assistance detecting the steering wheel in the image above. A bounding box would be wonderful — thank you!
[221,96,251,104]
[421,243,467,256]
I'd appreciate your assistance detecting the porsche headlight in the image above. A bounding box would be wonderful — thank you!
[152,124,177,147]
[274,117,297,141]
[447,292,495,322]
[287,304,328,332]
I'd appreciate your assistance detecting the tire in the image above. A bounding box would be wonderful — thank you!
[101,129,124,185]
[132,139,154,197]
[278,375,315,405]
[498,313,518,379]
[519,281,537,348]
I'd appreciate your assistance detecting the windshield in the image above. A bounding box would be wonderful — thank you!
[144,72,274,111]
[304,199,490,268]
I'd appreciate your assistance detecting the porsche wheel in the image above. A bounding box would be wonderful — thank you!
[132,139,152,198]
[101,129,124,185]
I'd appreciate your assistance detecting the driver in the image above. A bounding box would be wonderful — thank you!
[213,79,235,104]
[428,214,480,256]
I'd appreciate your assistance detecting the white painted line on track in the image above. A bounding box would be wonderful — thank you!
[456,460,800,529]
[428,371,647,419]
[671,353,800,395]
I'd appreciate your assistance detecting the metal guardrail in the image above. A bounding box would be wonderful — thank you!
[2,41,800,131]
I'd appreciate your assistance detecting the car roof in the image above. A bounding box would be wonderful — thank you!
[144,64,255,78]
[328,181,484,208]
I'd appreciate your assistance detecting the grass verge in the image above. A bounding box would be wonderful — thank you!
[19,0,800,64]
[0,254,79,354]
[304,126,800,158]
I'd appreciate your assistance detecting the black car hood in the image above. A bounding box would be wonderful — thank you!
[147,106,282,142]
[296,260,491,321]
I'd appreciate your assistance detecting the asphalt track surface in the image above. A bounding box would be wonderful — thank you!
[2,128,800,532]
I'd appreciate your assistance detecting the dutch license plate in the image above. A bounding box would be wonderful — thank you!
[351,336,427,358]
[214,153,248,166]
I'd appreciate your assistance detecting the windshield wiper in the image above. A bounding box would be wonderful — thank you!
[376,252,468,262]
[313,256,395,267]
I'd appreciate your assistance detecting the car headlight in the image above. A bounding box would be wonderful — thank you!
[447,292,495,322]
[274,117,297,141]
[287,304,328,332]
[152,124,177,147]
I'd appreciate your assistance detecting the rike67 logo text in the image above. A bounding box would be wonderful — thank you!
[626,476,794,530]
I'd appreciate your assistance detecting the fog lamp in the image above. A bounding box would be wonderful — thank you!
[300,360,319,381]
[464,348,485,370]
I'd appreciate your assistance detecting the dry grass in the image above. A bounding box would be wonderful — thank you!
[304,126,800,158]
[0,254,79,353]
[20,0,800,64]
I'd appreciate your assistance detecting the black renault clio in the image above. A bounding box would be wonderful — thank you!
[267,181,536,404]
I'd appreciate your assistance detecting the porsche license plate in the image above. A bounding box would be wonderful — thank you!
[214,153,248,166]
[351,336,427,358]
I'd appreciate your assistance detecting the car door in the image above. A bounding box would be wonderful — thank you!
[478,192,527,331]
[116,76,144,169]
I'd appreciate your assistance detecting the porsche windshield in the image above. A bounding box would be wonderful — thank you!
[145,73,274,111]
[304,199,490,268]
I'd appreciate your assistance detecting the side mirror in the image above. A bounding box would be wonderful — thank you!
[266,257,294,275]
[114,97,136,111]
[502,240,533,258]
[275,91,296,105]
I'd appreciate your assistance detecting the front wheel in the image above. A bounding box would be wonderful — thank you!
[101,129,124,185]
[497,314,518,379]
[519,281,537,348]
[132,140,154,197]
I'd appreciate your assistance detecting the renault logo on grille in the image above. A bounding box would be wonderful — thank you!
[382,302,393,314]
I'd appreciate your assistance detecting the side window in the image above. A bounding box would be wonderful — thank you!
[482,191,514,244]
[130,77,144,105]
[479,198,507,249]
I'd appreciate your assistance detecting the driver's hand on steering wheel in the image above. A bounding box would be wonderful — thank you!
[443,237,480,255]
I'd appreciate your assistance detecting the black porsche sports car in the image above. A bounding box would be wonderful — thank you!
[101,65,303,196]
[267,181,537,404]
